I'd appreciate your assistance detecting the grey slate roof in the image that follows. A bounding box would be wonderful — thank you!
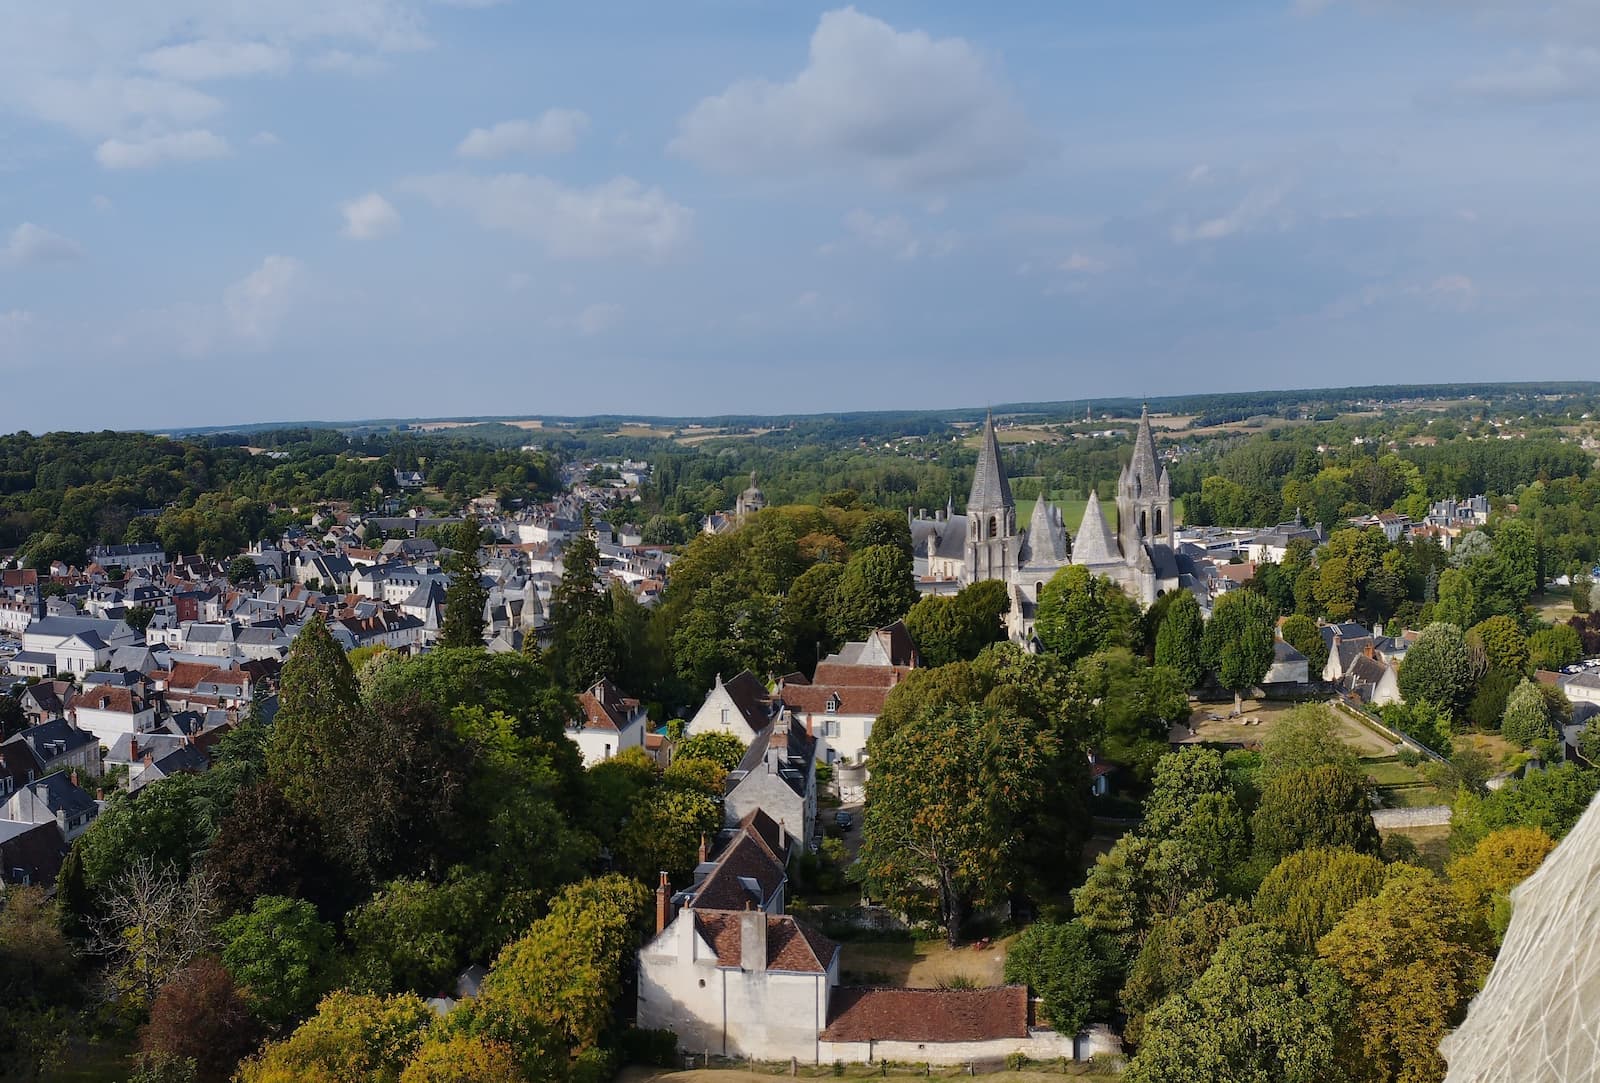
[1072,490,1122,565]
[967,413,1013,512]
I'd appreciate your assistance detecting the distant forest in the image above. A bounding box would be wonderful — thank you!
[6,382,1600,573]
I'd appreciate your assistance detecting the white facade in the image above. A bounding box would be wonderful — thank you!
[569,718,646,767]
[637,908,838,1062]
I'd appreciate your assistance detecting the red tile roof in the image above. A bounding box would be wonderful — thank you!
[820,986,1031,1043]
[693,911,837,974]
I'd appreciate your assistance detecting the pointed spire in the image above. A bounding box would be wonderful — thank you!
[1130,403,1161,486]
[967,411,1013,512]
[1027,489,1068,563]
[1072,488,1121,565]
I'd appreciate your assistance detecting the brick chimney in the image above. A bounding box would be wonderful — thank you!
[69,769,78,789]
[739,904,767,973]
[129,736,138,762]
[698,834,708,865]
[655,871,670,934]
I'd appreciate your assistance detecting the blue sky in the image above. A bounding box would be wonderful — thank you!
[2,1,1598,432]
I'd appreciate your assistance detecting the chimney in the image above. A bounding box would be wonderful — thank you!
[129,736,137,762]
[740,905,768,973]
[655,871,670,935]
[777,818,788,853]
[1364,643,1376,660]
[143,751,154,767]
[69,769,78,789]
[698,834,708,865]
[806,713,814,738]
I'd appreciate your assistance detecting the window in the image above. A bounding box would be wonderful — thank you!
[604,744,611,758]
[720,708,729,726]
[826,693,841,712]
[988,515,998,539]
[1155,508,1163,535]
[824,720,840,738]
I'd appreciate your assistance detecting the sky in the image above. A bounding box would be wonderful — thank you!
[2,0,1599,433]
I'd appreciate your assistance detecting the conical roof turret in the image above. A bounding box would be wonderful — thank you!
[967,412,1013,512]
[1026,490,1068,564]
[1072,488,1121,565]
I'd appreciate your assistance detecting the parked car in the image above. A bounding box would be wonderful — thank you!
[833,811,854,831]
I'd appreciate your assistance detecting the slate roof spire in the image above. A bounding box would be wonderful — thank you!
[1072,488,1121,565]
[967,411,1013,512]
[1127,403,1162,492]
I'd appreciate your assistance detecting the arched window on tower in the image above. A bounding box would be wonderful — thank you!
[1155,508,1163,536]
[1139,511,1148,537]
[988,515,998,539]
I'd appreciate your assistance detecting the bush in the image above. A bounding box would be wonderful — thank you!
[1397,746,1421,767]
[616,1027,678,1068]
[1005,1052,1030,1071]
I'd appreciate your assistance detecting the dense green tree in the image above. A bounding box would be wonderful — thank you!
[1432,568,1480,629]
[546,520,620,689]
[399,1035,524,1083]
[1446,826,1555,942]
[1501,678,1559,748]
[1253,848,1405,951]
[829,544,918,641]
[1397,622,1473,718]
[439,518,488,649]
[1120,900,1250,1047]
[1317,873,1489,1083]
[235,991,435,1083]
[1259,704,1360,783]
[267,616,362,813]
[1035,565,1140,664]
[1279,613,1329,678]
[218,896,336,1027]
[671,731,747,771]
[450,875,649,1069]
[1465,667,1518,731]
[1252,764,1379,861]
[1126,924,1350,1083]
[1069,649,1189,779]
[782,561,843,673]
[905,582,1010,669]
[1203,590,1277,713]
[1003,921,1109,1035]
[345,876,482,997]
[1469,615,1530,677]
[860,705,1066,946]
[612,786,722,884]
[1154,590,1205,688]
[1451,762,1600,853]
[1529,623,1583,671]
[124,604,157,636]
[0,886,79,1080]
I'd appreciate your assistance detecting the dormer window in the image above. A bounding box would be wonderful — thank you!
[826,693,841,713]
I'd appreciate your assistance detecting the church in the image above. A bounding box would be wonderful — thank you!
[909,408,1185,642]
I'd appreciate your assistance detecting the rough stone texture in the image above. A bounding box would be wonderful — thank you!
[1442,791,1600,1081]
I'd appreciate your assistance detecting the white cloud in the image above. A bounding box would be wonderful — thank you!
[1171,186,1289,244]
[139,39,292,81]
[2,223,84,268]
[96,129,230,169]
[671,7,1035,190]
[456,109,590,158]
[0,2,442,159]
[224,255,303,346]
[402,172,692,260]
[340,192,401,239]
[832,208,954,261]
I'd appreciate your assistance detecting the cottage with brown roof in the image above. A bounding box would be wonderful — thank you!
[637,872,841,1062]
[569,678,649,766]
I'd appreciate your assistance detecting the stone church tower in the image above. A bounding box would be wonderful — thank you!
[965,412,1017,583]
[1117,405,1174,553]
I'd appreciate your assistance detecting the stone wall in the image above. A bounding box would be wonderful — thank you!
[1371,805,1452,829]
